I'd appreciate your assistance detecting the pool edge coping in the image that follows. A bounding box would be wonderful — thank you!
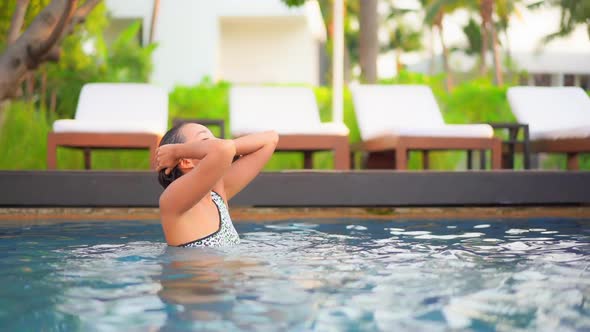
[1,206,589,225]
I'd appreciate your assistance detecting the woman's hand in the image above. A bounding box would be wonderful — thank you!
[156,144,181,175]
[233,131,279,156]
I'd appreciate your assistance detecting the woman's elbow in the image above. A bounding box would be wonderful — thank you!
[267,130,279,147]
[215,140,236,161]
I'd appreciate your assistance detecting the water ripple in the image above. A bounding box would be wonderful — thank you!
[0,218,588,331]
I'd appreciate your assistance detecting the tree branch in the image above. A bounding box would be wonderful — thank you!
[29,0,78,61]
[7,0,31,44]
[57,0,102,46]
[43,0,103,66]
[71,0,102,25]
[0,0,101,102]
[41,46,62,62]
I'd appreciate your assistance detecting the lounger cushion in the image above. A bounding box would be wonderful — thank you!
[53,120,165,135]
[230,86,349,137]
[52,83,168,135]
[372,124,494,139]
[231,122,349,136]
[351,85,492,140]
[507,87,590,140]
[528,125,590,140]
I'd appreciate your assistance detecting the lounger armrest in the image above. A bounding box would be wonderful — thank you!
[486,122,531,169]
[173,117,226,138]
[486,122,530,143]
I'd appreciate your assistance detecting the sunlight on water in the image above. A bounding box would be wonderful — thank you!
[0,218,589,331]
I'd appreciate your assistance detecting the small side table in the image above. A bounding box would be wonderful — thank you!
[467,123,531,170]
[172,118,226,139]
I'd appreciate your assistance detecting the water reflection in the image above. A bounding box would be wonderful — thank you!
[156,247,295,331]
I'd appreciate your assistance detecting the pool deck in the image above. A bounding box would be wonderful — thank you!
[1,170,589,206]
[1,206,590,223]
[0,170,589,220]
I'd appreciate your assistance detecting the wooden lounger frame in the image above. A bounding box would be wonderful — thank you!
[531,138,590,170]
[274,134,350,170]
[47,132,161,170]
[352,135,502,170]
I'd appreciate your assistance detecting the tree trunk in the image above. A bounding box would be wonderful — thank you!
[359,0,378,83]
[0,0,100,103]
[50,89,57,113]
[428,27,436,75]
[6,0,31,99]
[343,44,351,83]
[7,0,31,44]
[435,13,453,91]
[479,0,492,75]
[149,0,160,44]
[490,19,503,85]
[396,49,403,74]
[504,29,512,65]
[25,73,35,102]
[479,24,488,75]
[40,69,47,109]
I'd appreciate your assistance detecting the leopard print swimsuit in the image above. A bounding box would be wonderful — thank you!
[177,191,241,248]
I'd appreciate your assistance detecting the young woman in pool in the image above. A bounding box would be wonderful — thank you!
[156,123,278,247]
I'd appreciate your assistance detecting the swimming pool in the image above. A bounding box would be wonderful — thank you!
[1,218,588,331]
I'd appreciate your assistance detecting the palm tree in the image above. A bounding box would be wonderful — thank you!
[424,0,460,90]
[495,0,520,62]
[385,5,423,73]
[359,0,379,83]
[461,17,483,56]
[479,0,503,84]
[529,0,590,42]
[387,21,423,73]
[316,0,359,83]
[149,0,160,44]
[428,0,507,85]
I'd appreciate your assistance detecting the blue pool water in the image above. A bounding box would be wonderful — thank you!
[0,218,589,331]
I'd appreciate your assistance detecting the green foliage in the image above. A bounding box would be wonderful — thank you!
[423,0,470,25]
[1,2,154,118]
[105,21,156,82]
[496,0,520,31]
[530,0,590,41]
[0,1,157,170]
[380,71,447,95]
[168,78,231,136]
[0,0,52,49]
[440,79,515,124]
[43,5,156,119]
[281,0,307,7]
[0,103,54,169]
[0,102,152,170]
[387,22,423,54]
[461,17,482,56]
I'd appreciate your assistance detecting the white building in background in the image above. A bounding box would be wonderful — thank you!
[104,0,327,90]
[104,0,588,89]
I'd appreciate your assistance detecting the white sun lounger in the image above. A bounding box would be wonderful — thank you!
[507,86,590,169]
[351,84,501,170]
[47,83,168,169]
[230,86,350,169]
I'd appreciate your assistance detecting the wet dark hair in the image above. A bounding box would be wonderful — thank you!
[158,123,187,189]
